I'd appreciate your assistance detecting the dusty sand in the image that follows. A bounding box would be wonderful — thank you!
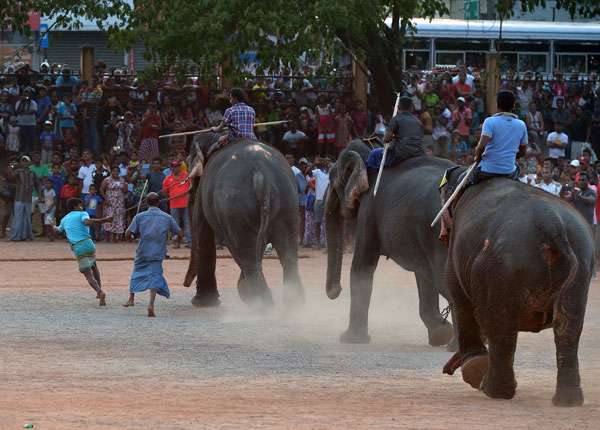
[1,241,599,429]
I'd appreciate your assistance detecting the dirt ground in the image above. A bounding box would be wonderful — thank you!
[1,241,600,429]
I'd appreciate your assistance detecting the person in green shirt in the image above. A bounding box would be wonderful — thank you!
[29,151,51,236]
[423,81,440,113]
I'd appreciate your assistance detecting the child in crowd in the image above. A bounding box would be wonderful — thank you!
[60,175,81,215]
[41,178,57,241]
[84,185,103,241]
[6,116,20,154]
[40,120,58,165]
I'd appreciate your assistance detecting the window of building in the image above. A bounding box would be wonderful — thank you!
[499,53,518,73]
[405,50,430,70]
[559,54,587,73]
[518,53,547,73]
[465,52,486,70]
[436,52,464,67]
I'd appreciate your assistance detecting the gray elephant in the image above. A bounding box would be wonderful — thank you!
[183,134,304,307]
[440,167,593,406]
[325,140,455,346]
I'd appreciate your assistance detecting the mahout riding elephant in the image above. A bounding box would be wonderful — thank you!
[183,133,304,307]
[440,166,593,406]
[325,139,455,347]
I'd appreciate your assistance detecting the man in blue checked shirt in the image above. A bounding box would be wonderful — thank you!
[211,88,257,145]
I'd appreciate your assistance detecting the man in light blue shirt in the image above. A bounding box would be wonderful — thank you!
[474,90,528,181]
[123,192,182,317]
[56,198,113,306]
[475,91,527,182]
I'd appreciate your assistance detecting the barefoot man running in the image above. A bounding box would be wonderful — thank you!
[56,198,112,305]
[122,192,182,317]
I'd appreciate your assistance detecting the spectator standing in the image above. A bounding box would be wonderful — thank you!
[453,71,473,99]
[0,89,13,136]
[6,116,20,155]
[567,172,597,226]
[39,120,58,165]
[0,168,14,238]
[162,161,191,248]
[84,185,103,240]
[100,166,128,243]
[312,156,329,249]
[334,104,353,155]
[14,87,38,154]
[8,156,37,241]
[41,178,57,240]
[536,166,562,196]
[282,122,307,158]
[452,97,472,147]
[551,97,570,130]
[139,102,162,161]
[60,175,81,215]
[80,78,102,154]
[78,150,96,198]
[49,163,65,204]
[525,102,546,152]
[54,66,80,96]
[569,106,591,160]
[547,124,569,161]
[57,92,77,143]
[316,97,335,157]
[36,86,52,125]
[351,101,369,138]
[589,111,600,158]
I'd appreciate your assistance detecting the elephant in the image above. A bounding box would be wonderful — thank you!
[183,134,304,307]
[440,167,594,407]
[325,139,455,347]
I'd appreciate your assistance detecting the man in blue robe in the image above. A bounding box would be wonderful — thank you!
[123,192,182,317]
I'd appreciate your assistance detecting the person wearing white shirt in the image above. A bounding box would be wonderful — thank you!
[452,69,476,88]
[77,150,97,195]
[535,167,562,196]
[546,125,569,160]
[312,156,330,249]
[282,122,307,157]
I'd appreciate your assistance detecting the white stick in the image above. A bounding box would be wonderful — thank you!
[430,163,476,227]
[159,120,290,139]
[373,93,400,196]
[135,179,149,216]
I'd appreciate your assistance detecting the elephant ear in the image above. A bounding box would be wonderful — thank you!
[336,150,369,212]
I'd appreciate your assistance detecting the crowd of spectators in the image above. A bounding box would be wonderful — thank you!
[2,60,600,246]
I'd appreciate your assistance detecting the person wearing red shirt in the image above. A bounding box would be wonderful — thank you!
[139,102,162,162]
[60,174,81,217]
[162,160,191,248]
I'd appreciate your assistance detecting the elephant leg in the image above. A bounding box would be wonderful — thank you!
[341,225,379,344]
[552,270,588,407]
[481,326,518,400]
[190,216,220,307]
[445,260,488,386]
[231,245,273,307]
[271,226,304,308]
[415,272,453,347]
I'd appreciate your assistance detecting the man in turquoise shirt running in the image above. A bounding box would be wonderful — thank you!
[56,198,113,306]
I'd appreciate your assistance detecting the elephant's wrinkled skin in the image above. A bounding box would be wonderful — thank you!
[325,140,455,346]
[184,134,303,307]
[441,168,593,407]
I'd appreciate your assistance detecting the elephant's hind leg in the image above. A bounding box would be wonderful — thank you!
[272,225,304,308]
[552,268,589,407]
[415,271,454,347]
[231,246,273,307]
[190,208,220,307]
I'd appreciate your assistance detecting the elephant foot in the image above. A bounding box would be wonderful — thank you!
[428,323,454,347]
[461,354,489,390]
[191,292,221,307]
[340,328,371,344]
[481,374,517,400]
[326,283,342,300]
[553,386,584,407]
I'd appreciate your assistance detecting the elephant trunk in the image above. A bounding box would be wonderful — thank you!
[183,178,200,287]
[325,188,344,299]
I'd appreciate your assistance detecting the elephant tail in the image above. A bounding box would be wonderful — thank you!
[544,214,578,335]
[254,171,270,263]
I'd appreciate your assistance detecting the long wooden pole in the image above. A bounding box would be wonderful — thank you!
[373,93,400,196]
[430,163,476,227]
[159,120,290,139]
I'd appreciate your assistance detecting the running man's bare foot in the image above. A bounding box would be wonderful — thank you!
[98,292,107,306]
[148,307,156,317]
